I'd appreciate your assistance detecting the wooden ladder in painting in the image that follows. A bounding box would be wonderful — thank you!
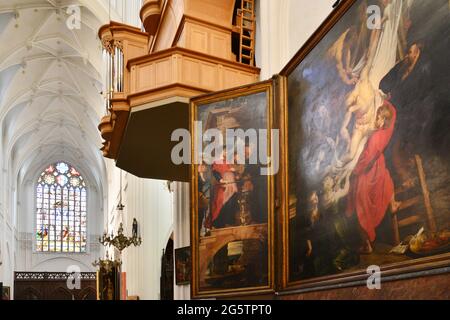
[391,154,437,245]
[238,0,256,65]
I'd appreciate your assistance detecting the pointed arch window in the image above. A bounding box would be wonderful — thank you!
[35,162,87,253]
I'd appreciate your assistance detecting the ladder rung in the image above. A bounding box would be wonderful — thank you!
[238,0,255,66]
[398,196,421,212]
[395,182,416,194]
[398,215,421,228]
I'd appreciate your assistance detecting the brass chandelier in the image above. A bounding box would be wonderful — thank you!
[99,222,142,253]
[98,170,142,254]
[92,251,122,272]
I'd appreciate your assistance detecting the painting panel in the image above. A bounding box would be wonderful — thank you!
[175,247,191,285]
[282,0,450,289]
[190,82,275,298]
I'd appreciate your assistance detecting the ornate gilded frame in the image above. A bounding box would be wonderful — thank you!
[190,80,276,299]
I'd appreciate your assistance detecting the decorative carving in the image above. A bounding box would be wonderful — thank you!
[14,272,97,300]
[101,35,114,54]
[113,40,123,51]
[101,36,123,56]
[15,272,96,281]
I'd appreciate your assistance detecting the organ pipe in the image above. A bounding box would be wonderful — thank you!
[103,42,124,115]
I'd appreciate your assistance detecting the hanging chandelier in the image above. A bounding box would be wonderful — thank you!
[99,222,142,253]
[98,170,142,253]
[92,251,122,272]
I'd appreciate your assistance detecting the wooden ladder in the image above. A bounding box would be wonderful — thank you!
[238,0,256,65]
[392,154,437,245]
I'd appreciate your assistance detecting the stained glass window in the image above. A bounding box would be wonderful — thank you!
[36,162,87,253]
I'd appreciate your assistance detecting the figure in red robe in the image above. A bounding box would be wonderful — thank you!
[206,151,238,229]
[346,101,401,253]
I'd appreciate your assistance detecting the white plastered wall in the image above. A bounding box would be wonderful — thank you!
[255,0,333,80]
[104,159,174,300]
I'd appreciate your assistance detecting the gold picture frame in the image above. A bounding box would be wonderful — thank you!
[190,80,276,298]
[278,0,450,291]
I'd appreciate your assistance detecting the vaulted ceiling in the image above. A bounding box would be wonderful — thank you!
[0,0,113,192]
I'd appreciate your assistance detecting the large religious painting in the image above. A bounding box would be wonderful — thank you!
[190,81,275,298]
[280,0,450,289]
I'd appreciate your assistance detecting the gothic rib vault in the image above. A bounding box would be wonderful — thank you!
[0,0,110,199]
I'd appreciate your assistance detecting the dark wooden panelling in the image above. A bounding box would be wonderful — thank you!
[14,272,97,300]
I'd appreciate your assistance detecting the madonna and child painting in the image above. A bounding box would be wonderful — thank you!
[191,84,273,297]
[286,0,450,283]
